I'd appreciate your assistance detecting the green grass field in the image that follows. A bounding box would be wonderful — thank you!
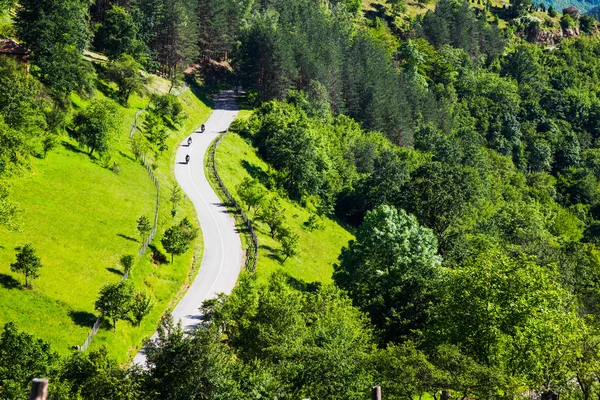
[214,132,354,284]
[0,83,211,363]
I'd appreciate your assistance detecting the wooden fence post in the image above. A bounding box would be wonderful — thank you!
[29,378,48,400]
[372,385,382,400]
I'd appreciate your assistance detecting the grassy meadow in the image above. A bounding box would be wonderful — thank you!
[214,131,354,284]
[0,80,211,363]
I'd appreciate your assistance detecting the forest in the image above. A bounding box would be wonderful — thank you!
[3,0,600,398]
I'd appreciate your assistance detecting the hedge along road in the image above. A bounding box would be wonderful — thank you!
[132,89,243,366]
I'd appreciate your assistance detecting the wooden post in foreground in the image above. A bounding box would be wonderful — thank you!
[372,385,382,400]
[29,378,48,400]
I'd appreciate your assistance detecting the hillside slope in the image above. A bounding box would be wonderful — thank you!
[215,131,354,284]
[0,85,211,361]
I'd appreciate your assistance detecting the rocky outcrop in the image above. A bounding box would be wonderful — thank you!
[528,27,580,45]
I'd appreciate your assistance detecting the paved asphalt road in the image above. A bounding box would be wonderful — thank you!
[132,90,243,366]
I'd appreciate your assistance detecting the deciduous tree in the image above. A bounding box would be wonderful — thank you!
[74,99,119,156]
[0,322,59,398]
[161,217,199,262]
[258,197,285,238]
[95,6,144,60]
[130,291,154,326]
[137,215,152,239]
[0,182,21,231]
[10,244,42,288]
[237,177,267,213]
[120,254,135,275]
[107,54,148,103]
[277,226,299,263]
[95,281,134,331]
[333,205,441,343]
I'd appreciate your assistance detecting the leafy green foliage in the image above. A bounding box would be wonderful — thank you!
[276,226,299,263]
[16,0,94,97]
[130,291,153,326]
[334,205,441,343]
[145,315,241,398]
[142,111,169,157]
[119,254,135,275]
[10,244,42,288]
[0,0,15,13]
[400,161,483,240]
[257,196,285,238]
[42,134,58,159]
[0,182,20,230]
[0,57,47,174]
[136,215,152,240]
[94,281,134,330]
[60,347,144,399]
[161,217,199,262]
[6,0,600,397]
[419,0,505,59]
[133,0,199,78]
[194,273,377,399]
[94,6,144,61]
[431,246,580,390]
[73,99,119,156]
[106,54,148,103]
[236,177,267,213]
[149,93,185,128]
[0,322,59,398]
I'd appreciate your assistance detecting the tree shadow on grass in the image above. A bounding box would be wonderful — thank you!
[364,3,389,23]
[100,318,113,331]
[106,267,123,276]
[241,160,270,185]
[117,233,138,243]
[61,141,89,157]
[69,311,98,328]
[118,150,136,162]
[95,78,120,103]
[286,275,322,293]
[149,244,168,265]
[0,274,20,289]
[260,244,281,262]
[212,201,237,212]
[187,79,215,108]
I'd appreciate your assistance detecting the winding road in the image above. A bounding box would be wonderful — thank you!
[132,90,243,366]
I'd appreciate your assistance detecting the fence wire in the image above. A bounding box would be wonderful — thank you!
[80,109,160,351]
[208,132,258,272]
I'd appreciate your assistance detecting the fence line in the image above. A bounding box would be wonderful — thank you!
[208,132,258,272]
[79,109,160,351]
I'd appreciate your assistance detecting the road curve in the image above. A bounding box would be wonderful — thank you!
[132,90,243,366]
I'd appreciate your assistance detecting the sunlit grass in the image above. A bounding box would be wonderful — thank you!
[214,132,354,284]
[0,86,211,363]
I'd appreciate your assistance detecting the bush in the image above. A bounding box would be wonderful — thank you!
[304,214,323,231]
[120,254,135,275]
[560,14,577,29]
[150,94,185,127]
[130,291,154,326]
